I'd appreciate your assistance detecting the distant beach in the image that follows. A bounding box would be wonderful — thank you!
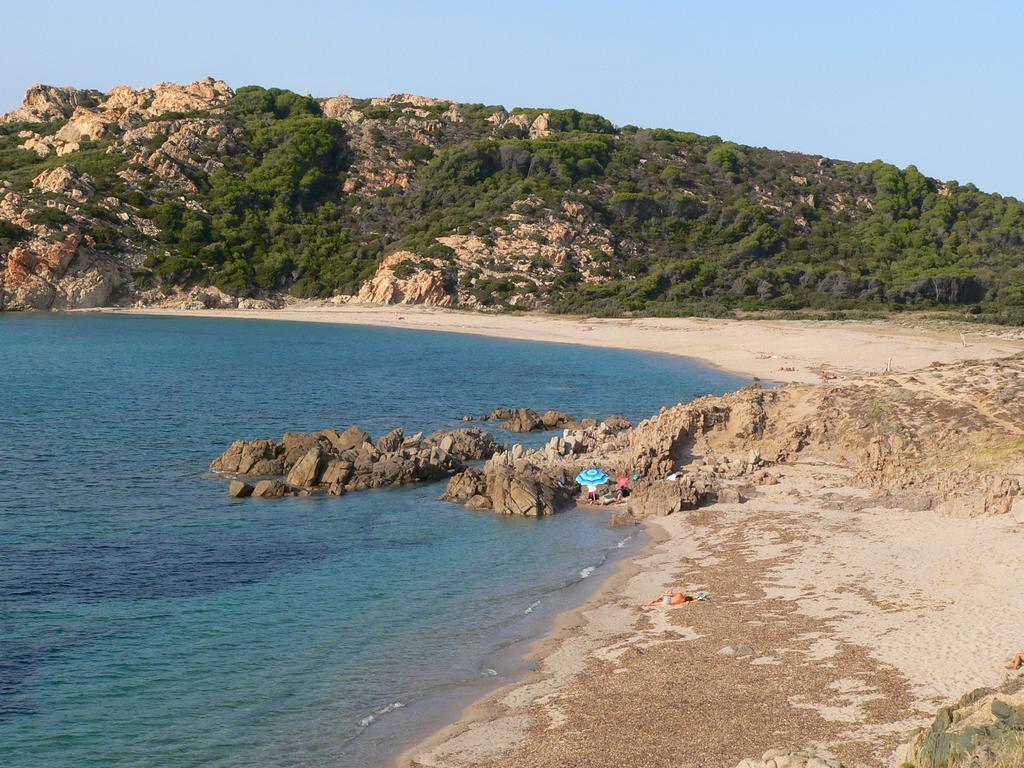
[99,303,1024,384]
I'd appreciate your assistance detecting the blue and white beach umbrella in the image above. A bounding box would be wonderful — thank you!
[575,468,610,486]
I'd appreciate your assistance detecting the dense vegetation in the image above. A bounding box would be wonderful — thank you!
[3,85,1023,321]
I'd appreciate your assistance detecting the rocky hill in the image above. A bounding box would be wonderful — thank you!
[2,78,1023,320]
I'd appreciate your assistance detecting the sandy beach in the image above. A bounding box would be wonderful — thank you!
[101,304,1024,767]
[101,303,1024,385]
[404,461,1024,768]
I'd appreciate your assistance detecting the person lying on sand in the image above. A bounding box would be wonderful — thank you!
[1004,652,1024,670]
[642,591,695,607]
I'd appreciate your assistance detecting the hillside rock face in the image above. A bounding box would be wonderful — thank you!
[3,77,1023,315]
[0,232,124,310]
[355,251,453,306]
[1,77,233,310]
[353,197,617,310]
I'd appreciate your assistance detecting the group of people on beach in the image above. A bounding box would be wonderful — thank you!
[582,474,633,505]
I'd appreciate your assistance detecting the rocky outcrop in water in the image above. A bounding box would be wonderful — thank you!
[211,426,499,498]
[212,355,1024,519]
[442,456,577,516]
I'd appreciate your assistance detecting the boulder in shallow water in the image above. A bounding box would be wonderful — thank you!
[248,457,284,476]
[211,438,282,473]
[375,427,404,453]
[252,479,288,498]
[466,494,492,510]
[484,462,575,516]
[282,432,332,470]
[228,480,253,498]
[426,428,499,461]
[442,468,486,502]
[286,447,325,488]
[504,408,543,433]
[321,460,353,489]
[541,410,575,429]
[602,414,632,431]
[332,425,372,452]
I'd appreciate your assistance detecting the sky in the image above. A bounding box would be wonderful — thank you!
[2,0,1021,198]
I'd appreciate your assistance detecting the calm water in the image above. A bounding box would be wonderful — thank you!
[0,314,747,768]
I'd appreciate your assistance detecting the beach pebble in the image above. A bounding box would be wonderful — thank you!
[736,643,755,656]
[718,645,737,656]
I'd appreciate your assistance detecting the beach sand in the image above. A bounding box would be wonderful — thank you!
[99,304,1024,766]
[403,462,1024,768]
[101,303,1024,384]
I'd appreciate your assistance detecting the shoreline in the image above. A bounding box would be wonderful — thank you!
[389,519,657,768]
[396,517,670,768]
[85,303,1024,384]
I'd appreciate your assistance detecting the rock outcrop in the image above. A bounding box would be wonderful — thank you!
[443,355,1024,520]
[602,414,632,431]
[735,678,1024,768]
[504,408,544,433]
[356,251,453,306]
[0,233,124,311]
[211,426,499,498]
[896,679,1024,768]
[443,454,577,516]
[630,477,710,517]
[228,480,253,498]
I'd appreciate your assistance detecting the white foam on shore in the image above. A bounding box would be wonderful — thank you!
[358,700,405,728]
[616,535,634,549]
[524,599,542,615]
[579,566,596,579]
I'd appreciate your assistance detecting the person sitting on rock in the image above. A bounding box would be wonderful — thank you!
[642,591,695,607]
[585,485,599,504]
[615,475,631,502]
[1004,652,1024,670]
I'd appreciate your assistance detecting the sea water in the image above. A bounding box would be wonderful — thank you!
[0,313,747,768]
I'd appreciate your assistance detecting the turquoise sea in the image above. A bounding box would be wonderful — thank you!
[0,313,747,767]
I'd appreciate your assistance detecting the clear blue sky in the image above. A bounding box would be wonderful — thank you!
[3,1,1021,198]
